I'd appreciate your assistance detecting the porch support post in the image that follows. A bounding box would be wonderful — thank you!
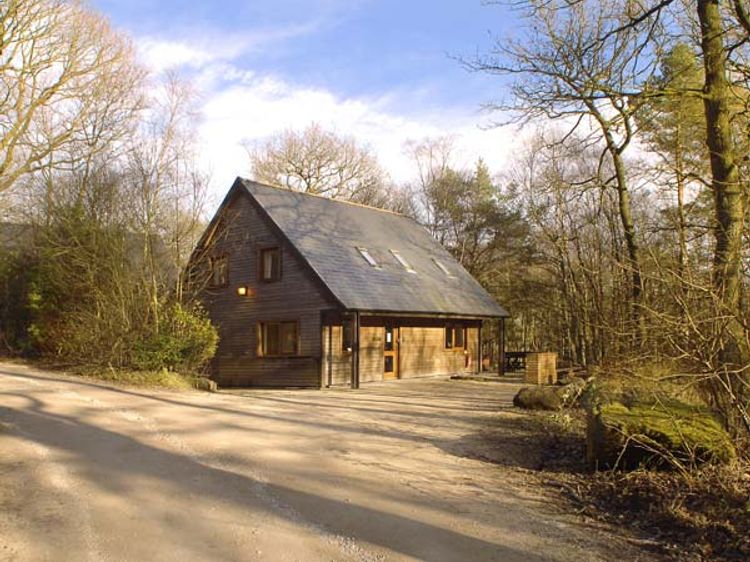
[477,321,483,374]
[498,317,505,377]
[327,323,333,387]
[352,311,360,389]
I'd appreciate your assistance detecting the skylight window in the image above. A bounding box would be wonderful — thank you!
[432,258,452,276]
[390,249,416,273]
[357,247,378,267]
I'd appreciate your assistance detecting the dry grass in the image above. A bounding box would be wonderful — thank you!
[75,367,199,390]
[25,359,202,390]
[579,463,750,561]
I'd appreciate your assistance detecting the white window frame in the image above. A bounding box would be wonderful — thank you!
[390,249,416,273]
[357,247,379,267]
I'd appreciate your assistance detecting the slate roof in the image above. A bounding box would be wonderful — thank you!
[237,178,507,318]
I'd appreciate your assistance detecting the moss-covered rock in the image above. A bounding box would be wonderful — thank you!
[586,399,736,470]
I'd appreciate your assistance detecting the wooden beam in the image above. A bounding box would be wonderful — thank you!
[477,321,483,374]
[327,323,333,388]
[352,311,360,389]
[498,318,506,377]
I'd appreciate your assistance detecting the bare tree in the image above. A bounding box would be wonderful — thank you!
[468,0,670,344]
[404,136,458,242]
[246,123,389,206]
[0,0,145,193]
[125,73,210,322]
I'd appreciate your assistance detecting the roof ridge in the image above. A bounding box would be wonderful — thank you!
[240,177,406,217]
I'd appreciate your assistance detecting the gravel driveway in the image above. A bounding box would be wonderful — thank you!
[0,362,645,562]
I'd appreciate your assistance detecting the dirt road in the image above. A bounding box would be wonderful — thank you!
[0,362,647,561]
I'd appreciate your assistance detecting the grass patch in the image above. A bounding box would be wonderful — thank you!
[39,362,202,390]
[75,367,199,389]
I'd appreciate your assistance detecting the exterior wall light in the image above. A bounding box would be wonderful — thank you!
[237,286,253,297]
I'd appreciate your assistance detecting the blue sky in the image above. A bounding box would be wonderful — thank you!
[91,0,520,196]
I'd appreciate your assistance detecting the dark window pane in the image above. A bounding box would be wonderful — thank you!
[264,323,280,355]
[384,326,394,351]
[210,255,228,287]
[384,356,394,373]
[445,326,453,349]
[342,319,353,351]
[281,321,297,354]
[261,248,281,281]
[455,326,464,348]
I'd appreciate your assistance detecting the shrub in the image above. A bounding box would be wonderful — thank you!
[131,303,218,373]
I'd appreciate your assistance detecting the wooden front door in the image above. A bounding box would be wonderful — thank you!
[383,325,399,380]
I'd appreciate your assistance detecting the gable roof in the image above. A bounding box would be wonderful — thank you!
[235,178,507,318]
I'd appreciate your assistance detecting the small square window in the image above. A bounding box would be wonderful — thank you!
[260,247,281,282]
[209,255,229,287]
[357,247,378,267]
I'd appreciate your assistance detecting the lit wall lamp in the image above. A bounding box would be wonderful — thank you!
[237,286,254,297]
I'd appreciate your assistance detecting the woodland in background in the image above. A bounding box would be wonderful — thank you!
[0,0,216,373]
[248,1,750,444]
[1,0,749,446]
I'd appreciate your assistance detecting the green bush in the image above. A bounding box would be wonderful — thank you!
[131,303,218,373]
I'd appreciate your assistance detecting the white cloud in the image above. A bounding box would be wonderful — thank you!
[134,34,518,203]
[197,73,518,200]
[136,21,320,73]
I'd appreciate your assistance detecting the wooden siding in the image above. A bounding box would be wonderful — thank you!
[322,317,481,386]
[321,324,353,387]
[399,326,478,378]
[199,193,336,387]
[358,326,383,383]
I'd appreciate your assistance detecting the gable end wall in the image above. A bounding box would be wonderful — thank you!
[199,193,337,387]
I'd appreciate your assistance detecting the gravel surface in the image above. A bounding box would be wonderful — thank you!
[0,362,652,561]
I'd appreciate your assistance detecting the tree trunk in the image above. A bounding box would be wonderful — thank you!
[610,144,644,343]
[697,0,747,364]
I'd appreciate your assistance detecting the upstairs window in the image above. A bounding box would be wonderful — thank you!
[445,324,466,350]
[260,247,281,282]
[209,255,229,287]
[390,249,416,273]
[357,247,378,267]
[432,258,451,276]
[259,321,299,356]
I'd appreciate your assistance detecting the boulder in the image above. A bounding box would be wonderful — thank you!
[193,377,218,392]
[513,386,563,410]
[586,399,736,470]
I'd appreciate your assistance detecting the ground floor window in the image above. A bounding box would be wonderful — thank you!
[258,321,299,356]
[445,323,466,350]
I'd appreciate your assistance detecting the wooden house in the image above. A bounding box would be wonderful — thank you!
[189,178,508,388]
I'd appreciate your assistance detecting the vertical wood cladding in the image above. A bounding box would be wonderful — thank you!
[322,317,481,386]
[200,194,336,387]
[398,325,478,378]
[321,324,354,386]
